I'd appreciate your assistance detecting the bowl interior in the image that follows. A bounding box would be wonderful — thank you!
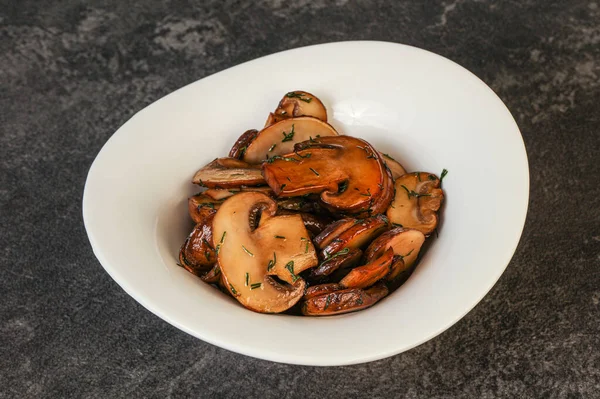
[83,41,528,366]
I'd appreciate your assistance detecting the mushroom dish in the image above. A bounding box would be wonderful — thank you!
[179,91,447,316]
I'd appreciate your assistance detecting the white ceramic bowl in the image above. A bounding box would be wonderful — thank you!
[83,41,529,366]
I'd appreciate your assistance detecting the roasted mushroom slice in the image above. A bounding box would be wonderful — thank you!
[339,248,393,289]
[204,186,274,201]
[264,91,328,127]
[188,193,222,224]
[301,283,389,316]
[229,129,259,159]
[179,214,216,275]
[308,248,362,281]
[262,135,394,216]
[312,218,356,249]
[321,215,390,257]
[275,209,331,237]
[387,172,444,235]
[303,283,343,300]
[200,264,221,284]
[192,158,265,188]
[364,227,426,269]
[380,153,407,180]
[212,192,318,313]
[243,117,338,164]
[277,197,318,213]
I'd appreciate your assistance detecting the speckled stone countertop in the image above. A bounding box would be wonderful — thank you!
[1,1,599,397]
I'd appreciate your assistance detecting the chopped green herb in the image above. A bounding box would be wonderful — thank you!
[294,151,312,159]
[392,223,403,228]
[268,143,277,152]
[242,245,254,257]
[324,295,332,310]
[360,188,372,197]
[230,284,238,295]
[378,183,384,190]
[275,235,286,239]
[305,241,309,253]
[400,185,431,199]
[404,249,414,258]
[245,272,249,286]
[309,167,320,176]
[250,282,262,290]
[205,251,211,260]
[267,252,277,271]
[281,124,295,142]
[416,172,422,181]
[428,174,437,181]
[286,176,291,182]
[239,146,247,156]
[356,296,364,305]
[220,231,227,244]
[285,261,299,282]
[323,247,350,262]
[440,168,449,182]
[382,153,396,161]
[198,202,215,210]
[285,92,312,103]
[265,155,298,164]
[280,183,287,191]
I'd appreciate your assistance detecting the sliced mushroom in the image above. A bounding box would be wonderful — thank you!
[312,218,355,249]
[303,283,343,300]
[301,282,389,316]
[321,215,390,257]
[212,192,318,313]
[339,248,393,289]
[308,248,362,281]
[262,136,394,216]
[188,193,222,224]
[229,129,259,159]
[387,172,444,235]
[264,91,328,128]
[387,256,406,281]
[192,158,265,188]
[363,227,426,271]
[200,263,221,284]
[179,214,216,274]
[204,186,274,201]
[276,197,318,213]
[380,152,407,179]
[243,117,338,164]
[275,209,331,237]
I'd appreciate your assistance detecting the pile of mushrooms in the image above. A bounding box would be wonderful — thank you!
[179,91,446,316]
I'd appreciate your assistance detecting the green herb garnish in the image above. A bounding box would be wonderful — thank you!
[285,92,312,103]
[242,245,254,257]
[281,124,295,142]
[400,185,431,199]
[230,284,238,295]
[440,168,448,182]
[285,261,299,282]
[250,282,262,290]
[324,295,332,310]
[245,272,249,286]
[309,167,320,176]
[220,231,227,244]
[275,235,286,239]
[268,143,277,152]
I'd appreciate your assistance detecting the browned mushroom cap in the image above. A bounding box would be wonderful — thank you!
[188,193,222,224]
[312,218,356,249]
[380,153,407,179]
[264,91,328,128]
[276,197,317,213]
[308,247,362,281]
[363,227,426,272]
[320,215,390,258]
[387,172,444,235]
[229,129,259,159]
[262,136,394,215]
[303,283,343,300]
[301,282,389,316]
[212,192,319,313]
[243,117,338,164]
[339,248,393,289]
[192,158,265,188]
[179,214,216,275]
[204,186,274,201]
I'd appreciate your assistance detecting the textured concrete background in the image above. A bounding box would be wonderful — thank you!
[1,0,599,397]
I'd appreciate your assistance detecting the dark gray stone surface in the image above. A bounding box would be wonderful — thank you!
[1,0,599,397]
